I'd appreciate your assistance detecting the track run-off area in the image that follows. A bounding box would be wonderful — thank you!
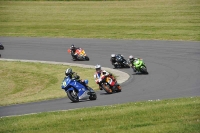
[0,37,200,117]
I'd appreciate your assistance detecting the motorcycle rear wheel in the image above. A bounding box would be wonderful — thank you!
[116,85,122,92]
[89,92,97,100]
[141,66,148,74]
[85,56,89,61]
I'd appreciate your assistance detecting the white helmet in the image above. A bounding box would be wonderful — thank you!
[111,54,116,58]
[95,64,101,69]
[95,64,101,72]
[102,70,108,75]
[129,55,133,59]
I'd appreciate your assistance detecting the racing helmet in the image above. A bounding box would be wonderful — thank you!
[65,68,72,76]
[102,70,107,75]
[95,64,101,72]
[129,55,134,61]
[70,44,75,50]
[111,54,116,58]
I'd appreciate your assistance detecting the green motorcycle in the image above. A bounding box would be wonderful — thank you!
[133,59,148,74]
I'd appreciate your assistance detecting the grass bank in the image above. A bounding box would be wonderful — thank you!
[0,60,98,106]
[0,0,199,41]
[0,97,199,133]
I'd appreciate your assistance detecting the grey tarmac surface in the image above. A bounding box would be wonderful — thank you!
[0,37,200,117]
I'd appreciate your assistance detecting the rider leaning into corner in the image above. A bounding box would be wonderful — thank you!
[110,54,117,66]
[0,42,4,58]
[64,68,89,88]
[70,44,80,60]
[128,55,142,72]
[110,54,126,67]
[94,64,116,90]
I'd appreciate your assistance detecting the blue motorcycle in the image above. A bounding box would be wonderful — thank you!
[61,77,97,102]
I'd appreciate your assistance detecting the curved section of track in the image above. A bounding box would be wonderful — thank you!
[0,37,200,117]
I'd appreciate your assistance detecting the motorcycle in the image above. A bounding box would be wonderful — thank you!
[61,77,97,102]
[0,43,4,50]
[133,58,148,74]
[99,76,122,94]
[113,54,130,68]
[68,48,89,61]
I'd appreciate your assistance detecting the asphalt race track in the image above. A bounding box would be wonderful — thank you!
[0,37,200,117]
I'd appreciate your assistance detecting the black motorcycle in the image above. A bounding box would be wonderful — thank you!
[0,43,4,50]
[113,54,130,68]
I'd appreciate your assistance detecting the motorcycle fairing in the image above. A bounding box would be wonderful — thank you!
[106,77,115,86]
[61,77,90,100]
[134,59,143,69]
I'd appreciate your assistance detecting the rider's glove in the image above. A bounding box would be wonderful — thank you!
[95,79,102,84]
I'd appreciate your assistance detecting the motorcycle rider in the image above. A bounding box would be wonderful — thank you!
[64,68,88,87]
[0,42,4,50]
[70,44,80,60]
[110,54,117,67]
[128,55,141,72]
[94,64,115,90]
[110,54,126,68]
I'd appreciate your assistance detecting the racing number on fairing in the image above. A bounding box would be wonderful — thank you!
[62,81,67,88]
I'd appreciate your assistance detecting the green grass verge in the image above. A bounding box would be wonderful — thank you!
[0,97,199,133]
[0,0,199,41]
[0,60,98,106]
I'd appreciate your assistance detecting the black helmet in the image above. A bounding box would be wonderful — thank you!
[70,44,75,50]
[65,68,72,76]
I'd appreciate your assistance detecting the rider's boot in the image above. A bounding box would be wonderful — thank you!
[99,85,103,90]
[132,67,136,72]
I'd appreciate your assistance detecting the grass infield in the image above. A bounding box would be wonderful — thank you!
[0,0,199,41]
[0,60,98,106]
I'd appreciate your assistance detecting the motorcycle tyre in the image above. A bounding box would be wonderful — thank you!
[116,85,122,92]
[0,45,4,50]
[85,56,89,61]
[89,92,97,100]
[101,83,113,94]
[67,90,79,102]
[141,66,148,74]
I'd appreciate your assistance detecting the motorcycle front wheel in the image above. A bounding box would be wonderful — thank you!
[101,83,113,94]
[67,90,79,102]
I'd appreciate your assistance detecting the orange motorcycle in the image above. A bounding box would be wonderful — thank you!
[68,48,89,61]
[100,75,122,94]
